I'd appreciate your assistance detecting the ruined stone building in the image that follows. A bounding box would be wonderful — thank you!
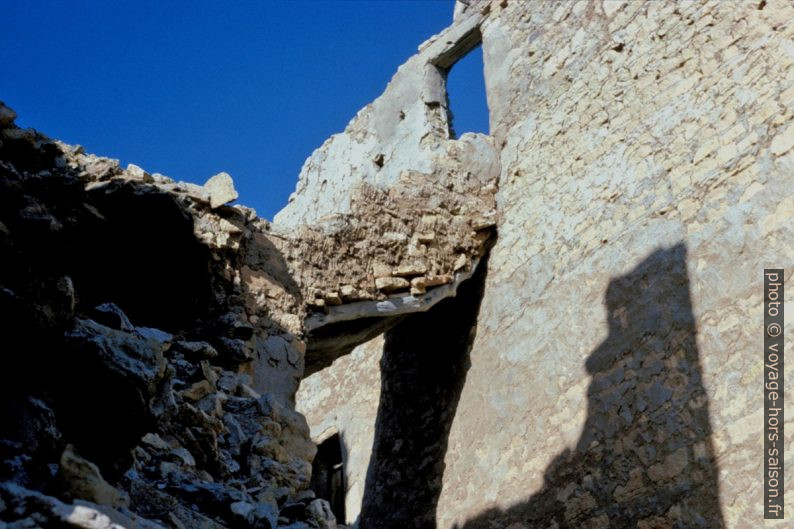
[0,1,792,528]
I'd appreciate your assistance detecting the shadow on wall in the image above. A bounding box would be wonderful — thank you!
[356,252,490,529]
[457,244,726,529]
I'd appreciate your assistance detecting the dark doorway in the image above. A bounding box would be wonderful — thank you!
[311,432,346,524]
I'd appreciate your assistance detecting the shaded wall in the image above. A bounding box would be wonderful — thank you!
[298,339,384,524]
[357,257,488,528]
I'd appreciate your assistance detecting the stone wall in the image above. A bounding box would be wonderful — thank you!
[297,1,794,528]
[2,0,793,527]
[298,339,384,524]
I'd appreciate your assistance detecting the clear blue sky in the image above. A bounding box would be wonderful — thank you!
[1,0,488,220]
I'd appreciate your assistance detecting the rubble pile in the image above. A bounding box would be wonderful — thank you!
[0,103,337,529]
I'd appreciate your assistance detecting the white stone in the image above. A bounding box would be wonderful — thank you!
[203,171,238,208]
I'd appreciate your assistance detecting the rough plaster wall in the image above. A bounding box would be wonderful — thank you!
[297,0,794,528]
[270,7,499,330]
[273,9,485,229]
[439,0,794,527]
[298,338,384,524]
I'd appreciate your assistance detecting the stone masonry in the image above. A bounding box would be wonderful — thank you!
[298,1,794,528]
[1,1,793,528]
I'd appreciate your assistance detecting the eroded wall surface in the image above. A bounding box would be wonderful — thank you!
[298,1,794,528]
[298,338,384,524]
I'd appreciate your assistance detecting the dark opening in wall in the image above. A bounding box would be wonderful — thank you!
[310,432,346,523]
[70,183,215,332]
[445,44,489,138]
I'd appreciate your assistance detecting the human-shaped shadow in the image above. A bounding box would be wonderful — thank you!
[458,244,725,529]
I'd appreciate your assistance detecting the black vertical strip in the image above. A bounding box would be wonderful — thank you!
[764,269,784,519]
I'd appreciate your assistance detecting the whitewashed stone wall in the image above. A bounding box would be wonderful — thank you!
[297,1,794,527]
[298,338,383,524]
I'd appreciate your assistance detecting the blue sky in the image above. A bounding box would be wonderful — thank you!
[1,0,488,220]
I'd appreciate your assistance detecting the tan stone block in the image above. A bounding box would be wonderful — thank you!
[770,123,794,155]
[410,276,427,296]
[425,274,453,287]
[374,276,410,293]
[372,262,392,278]
[324,291,342,306]
[392,263,428,277]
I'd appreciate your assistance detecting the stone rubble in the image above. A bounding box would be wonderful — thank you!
[0,105,338,528]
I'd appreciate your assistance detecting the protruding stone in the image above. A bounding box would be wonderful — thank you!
[453,253,468,272]
[472,216,497,230]
[126,163,154,183]
[203,172,238,209]
[425,274,453,287]
[59,445,130,508]
[231,500,256,520]
[340,284,357,300]
[90,302,134,331]
[200,360,219,387]
[171,340,219,360]
[310,298,327,310]
[473,230,491,245]
[141,433,171,451]
[324,292,342,306]
[136,326,173,344]
[375,276,410,293]
[393,263,428,277]
[410,276,427,296]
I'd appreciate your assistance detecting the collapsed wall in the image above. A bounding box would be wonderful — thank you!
[0,3,499,528]
[272,7,499,375]
[299,0,794,528]
[0,109,325,529]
